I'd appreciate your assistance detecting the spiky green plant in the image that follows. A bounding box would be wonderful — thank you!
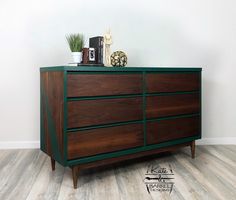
[66,33,84,52]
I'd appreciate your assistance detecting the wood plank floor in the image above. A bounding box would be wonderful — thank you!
[0,145,235,200]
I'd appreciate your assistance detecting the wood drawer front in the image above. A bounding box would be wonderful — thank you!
[146,93,200,118]
[68,97,143,128]
[68,123,144,159]
[147,116,200,145]
[67,74,142,97]
[146,73,200,93]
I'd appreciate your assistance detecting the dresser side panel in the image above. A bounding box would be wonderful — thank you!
[40,71,64,163]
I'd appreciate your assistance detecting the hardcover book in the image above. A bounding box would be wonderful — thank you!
[89,36,104,65]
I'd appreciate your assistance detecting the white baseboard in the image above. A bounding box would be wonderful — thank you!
[196,137,236,145]
[0,141,40,149]
[0,138,235,149]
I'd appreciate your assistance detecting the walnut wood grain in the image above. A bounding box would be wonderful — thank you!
[147,116,200,145]
[67,74,143,97]
[68,97,143,128]
[67,123,143,159]
[76,142,193,170]
[146,73,200,93]
[40,72,64,159]
[146,93,200,118]
[42,99,52,156]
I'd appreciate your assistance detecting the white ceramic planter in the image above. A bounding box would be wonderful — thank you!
[72,52,82,63]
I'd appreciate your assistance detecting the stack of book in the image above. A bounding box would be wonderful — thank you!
[89,36,104,65]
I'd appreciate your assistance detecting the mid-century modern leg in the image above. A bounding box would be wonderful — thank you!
[72,166,79,189]
[51,157,55,171]
[190,141,195,159]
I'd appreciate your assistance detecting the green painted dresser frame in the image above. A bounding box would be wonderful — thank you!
[40,66,202,189]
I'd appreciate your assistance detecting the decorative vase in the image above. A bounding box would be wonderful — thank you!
[72,52,82,63]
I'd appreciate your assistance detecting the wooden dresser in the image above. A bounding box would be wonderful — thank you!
[40,66,202,188]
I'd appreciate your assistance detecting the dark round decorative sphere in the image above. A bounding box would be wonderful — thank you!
[110,51,127,67]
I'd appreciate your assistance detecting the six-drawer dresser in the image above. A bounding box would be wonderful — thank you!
[40,66,202,188]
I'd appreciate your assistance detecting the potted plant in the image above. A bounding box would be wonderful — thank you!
[66,33,84,63]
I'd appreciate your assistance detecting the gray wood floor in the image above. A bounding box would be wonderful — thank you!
[0,145,235,200]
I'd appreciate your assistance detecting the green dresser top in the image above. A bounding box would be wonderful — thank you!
[40,66,202,72]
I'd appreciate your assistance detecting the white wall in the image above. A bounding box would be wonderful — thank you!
[0,0,236,148]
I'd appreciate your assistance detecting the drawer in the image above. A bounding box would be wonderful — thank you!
[67,123,144,159]
[146,93,200,118]
[146,73,200,93]
[147,116,200,145]
[68,97,143,128]
[67,73,142,97]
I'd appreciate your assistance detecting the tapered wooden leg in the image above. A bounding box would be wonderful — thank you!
[51,157,55,171]
[72,166,79,189]
[190,141,195,159]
